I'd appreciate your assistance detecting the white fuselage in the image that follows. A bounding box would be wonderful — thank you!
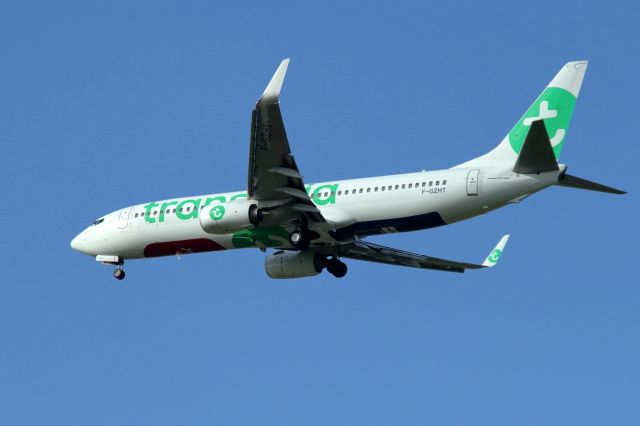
[70,166,563,260]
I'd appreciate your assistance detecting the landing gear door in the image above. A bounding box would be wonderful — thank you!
[117,207,131,229]
[466,169,480,196]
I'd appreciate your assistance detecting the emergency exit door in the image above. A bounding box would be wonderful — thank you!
[466,169,480,196]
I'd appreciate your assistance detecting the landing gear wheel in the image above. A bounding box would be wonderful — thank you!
[113,268,126,280]
[326,257,348,278]
[290,230,310,250]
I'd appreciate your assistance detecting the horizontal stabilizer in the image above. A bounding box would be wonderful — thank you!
[513,120,559,174]
[558,173,626,194]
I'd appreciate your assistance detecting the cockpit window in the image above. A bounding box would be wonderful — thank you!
[92,218,105,226]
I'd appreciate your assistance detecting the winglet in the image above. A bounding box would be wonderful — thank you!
[258,58,290,106]
[482,234,510,267]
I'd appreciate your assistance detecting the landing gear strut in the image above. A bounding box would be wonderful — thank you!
[325,257,348,278]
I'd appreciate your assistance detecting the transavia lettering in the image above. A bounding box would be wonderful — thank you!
[144,183,340,224]
[144,193,246,224]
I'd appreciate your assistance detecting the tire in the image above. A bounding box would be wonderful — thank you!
[326,258,348,278]
[113,269,126,280]
[290,231,303,245]
[289,230,309,249]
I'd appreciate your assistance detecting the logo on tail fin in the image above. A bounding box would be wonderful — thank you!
[509,87,576,159]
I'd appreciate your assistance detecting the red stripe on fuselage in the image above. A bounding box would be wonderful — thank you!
[143,238,225,258]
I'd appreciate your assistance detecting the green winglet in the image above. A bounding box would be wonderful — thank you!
[482,235,511,267]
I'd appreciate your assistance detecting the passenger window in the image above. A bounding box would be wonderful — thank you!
[388,186,392,190]
[359,188,363,193]
[443,180,447,185]
[408,183,412,188]
[374,187,378,192]
[429,181,433,187]
[381,186,385,191]
[338,190,342,196]
[436,181,440,186]
[422,182,426,187]
[366,188,371,193]
[395,185,399,190]
[401,184,406,189]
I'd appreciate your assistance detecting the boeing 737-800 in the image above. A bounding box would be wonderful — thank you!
[70,59,624,280]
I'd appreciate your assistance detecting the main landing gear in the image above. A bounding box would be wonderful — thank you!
[289,227,313,250]
[325,257,348,278]
[289,230,308,248]
[289,227,347,278]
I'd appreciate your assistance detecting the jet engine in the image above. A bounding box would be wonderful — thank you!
[200,201,260,234]
[265,250,325,279]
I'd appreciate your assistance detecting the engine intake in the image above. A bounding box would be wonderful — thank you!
[200,201,259,234]
[265,250,324,279]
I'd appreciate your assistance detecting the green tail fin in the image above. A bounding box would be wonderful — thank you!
[456,61,588,168]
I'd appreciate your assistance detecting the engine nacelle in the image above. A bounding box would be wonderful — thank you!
[265,250,324,279]
[199,201,259,234]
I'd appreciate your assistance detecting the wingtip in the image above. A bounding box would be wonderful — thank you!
[258,58,290,106]
[482,234,511,267]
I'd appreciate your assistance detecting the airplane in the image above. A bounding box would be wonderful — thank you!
[70,59,625,280]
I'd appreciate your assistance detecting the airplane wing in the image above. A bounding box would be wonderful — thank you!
[336,235,510,273]
[247,59,326,222]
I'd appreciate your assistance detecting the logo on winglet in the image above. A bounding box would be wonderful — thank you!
[487,248,502,264]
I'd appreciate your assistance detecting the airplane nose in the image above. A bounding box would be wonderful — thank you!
[70,233,84,252]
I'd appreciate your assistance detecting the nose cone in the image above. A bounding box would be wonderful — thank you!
[70,233,83,252]
[70,230,93,255]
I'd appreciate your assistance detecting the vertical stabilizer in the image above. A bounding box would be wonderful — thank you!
[455,61,588,168]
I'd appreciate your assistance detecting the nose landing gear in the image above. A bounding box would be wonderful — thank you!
[96,255,126,281]
[113,266,126,280]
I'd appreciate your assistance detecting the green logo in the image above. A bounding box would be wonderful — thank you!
[508,87,576,159]
[487,248,502,264]
[210,205,225,221]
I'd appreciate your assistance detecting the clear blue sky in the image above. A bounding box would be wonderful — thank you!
[1,1,638,424]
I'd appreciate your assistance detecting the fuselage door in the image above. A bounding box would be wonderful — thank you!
[466,169,480,196]
[117,207,131,229]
